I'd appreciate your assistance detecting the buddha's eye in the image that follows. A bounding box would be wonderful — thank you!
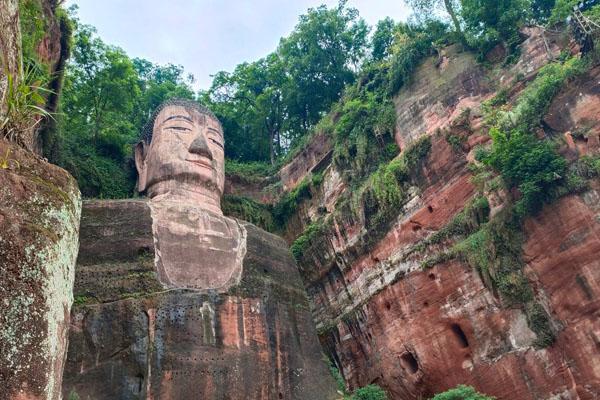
[209,137,224,150]
[167,126,191,132]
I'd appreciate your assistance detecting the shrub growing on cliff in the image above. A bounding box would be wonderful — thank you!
[290,222,325,262]
[0,69,53,149]
[221,195,275,233]
[502,57,588,132]
[273,177,313,225]
[352,384,388,400]
[480,128,566,217]
[431,385,494,400]
[362,136,431,221]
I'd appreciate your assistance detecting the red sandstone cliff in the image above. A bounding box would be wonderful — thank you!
[265,27,600,399]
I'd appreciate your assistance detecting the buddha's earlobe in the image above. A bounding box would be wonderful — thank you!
[134,141,148,192]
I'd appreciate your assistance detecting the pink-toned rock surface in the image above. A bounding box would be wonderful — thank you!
[316,187,600,399]
[393,44,490,149]
[0,140,81,400]
[545,66,600,155]
[135,100,226,215]
[150,199,247,291]
[299,133,600,398]
[279,131,333,191]
[135,100,248,292]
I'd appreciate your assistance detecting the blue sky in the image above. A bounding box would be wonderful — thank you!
[65,1,412,90]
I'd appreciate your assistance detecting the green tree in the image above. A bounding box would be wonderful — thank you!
[405,0,464,40]
[63,24,140,149]
[372,17,397,61]
[58,14,195,198]
[460,0,530,56]
[132,60,195,130]
[431,385,495,400]
[277,0,369,141]
[202,53,286,164]
[203,1,369,163]
[531,0,556,22]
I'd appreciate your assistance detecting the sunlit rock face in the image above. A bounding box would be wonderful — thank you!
[62,100,337,399]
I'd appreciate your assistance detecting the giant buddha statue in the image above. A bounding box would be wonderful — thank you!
[135,100,245,291]
[62,99,337,400]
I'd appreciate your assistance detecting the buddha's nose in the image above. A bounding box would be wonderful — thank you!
[189,134,213,160]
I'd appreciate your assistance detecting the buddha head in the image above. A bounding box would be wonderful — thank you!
[135,99,225,214]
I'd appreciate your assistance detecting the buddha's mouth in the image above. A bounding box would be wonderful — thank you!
[186,157,214,171]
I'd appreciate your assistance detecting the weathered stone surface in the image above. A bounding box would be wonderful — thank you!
[63,200,337,400]
[150,199,247,292]
[0,139,81,400]
[544,66,600,155]
[393,44,490,149]
[298,133,600,398]
[279,131,333,191]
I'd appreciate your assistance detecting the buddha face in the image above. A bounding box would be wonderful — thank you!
[135,104,225,206]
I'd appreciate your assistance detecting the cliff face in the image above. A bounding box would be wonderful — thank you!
[0,139,81,400]
[271,28,600,399]
[62,200,337,400]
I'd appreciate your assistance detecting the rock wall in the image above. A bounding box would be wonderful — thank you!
[276,28,600,399]
[0,139,81,400]
[62,200,337,400]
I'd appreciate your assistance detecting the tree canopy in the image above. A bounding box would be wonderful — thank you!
[44,0,599,198]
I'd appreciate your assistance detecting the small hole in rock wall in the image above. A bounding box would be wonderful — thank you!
[412,225,422,232]
[400,352,419,374]
[428,273,436,280]
[279,393,283,399]
[423,301,429,307]
[451,323,469,348]
[427,206,434,213]
[385,301,391,310]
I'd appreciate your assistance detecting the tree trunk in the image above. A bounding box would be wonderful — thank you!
[443,0,464,40]
[0,0,22,110]
[269,129,275,166]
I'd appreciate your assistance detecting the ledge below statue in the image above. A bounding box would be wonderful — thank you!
[62,199,337,400]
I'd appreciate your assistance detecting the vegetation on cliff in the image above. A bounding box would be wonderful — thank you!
[431,385,494,400]
[418,51,599,348]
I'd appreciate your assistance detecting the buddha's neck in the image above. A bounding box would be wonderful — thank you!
[147,181,222,215]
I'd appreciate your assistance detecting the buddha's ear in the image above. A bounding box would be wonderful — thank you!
[134,141,148,192]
